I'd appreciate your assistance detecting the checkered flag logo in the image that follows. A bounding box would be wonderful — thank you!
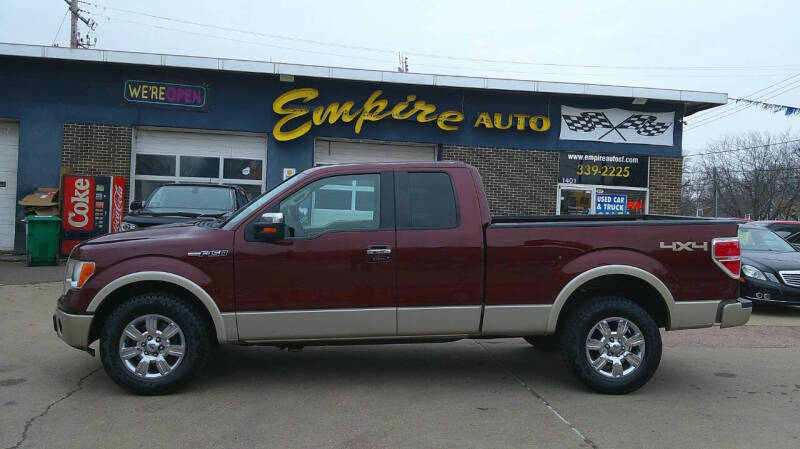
[562,111,672,141]
[561,111,614,132]
[616,114,672,136]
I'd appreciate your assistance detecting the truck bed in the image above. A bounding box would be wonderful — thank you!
[491,214,739,226]
[484,215,741,311]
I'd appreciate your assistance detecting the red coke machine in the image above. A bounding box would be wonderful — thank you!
[60,175,126,256]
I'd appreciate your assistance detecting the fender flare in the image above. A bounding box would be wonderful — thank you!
[86,271,230,343]
[546,265,676,333]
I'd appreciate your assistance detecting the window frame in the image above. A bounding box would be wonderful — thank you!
[131,153,265,203]
[394,170,460,231]
[556,183,650,216]
[275,171,394,240]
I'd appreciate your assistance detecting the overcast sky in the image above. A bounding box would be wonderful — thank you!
[2,0,799,154]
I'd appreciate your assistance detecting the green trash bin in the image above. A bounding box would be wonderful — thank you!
[24,215,61,267]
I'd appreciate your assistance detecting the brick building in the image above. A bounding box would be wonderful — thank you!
[0,43,725,252]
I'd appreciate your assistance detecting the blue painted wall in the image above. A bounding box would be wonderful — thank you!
[0,56,685,250]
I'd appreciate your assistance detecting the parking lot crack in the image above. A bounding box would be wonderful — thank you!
[5,367,101,449]
[474,340,598,449]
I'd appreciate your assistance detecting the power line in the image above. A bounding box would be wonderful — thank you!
[682,138,800,158]
[408,60,799,79]
[79,1,394,55]
[686,80,800,131]
[92,14,397,65]
[407,51,800,72]
[52,10,68,45]
[685,77,800,131]
[684,166,800,175]
[687,81,800,129]
[687,76,800,126]
[81,1,800,74]
[83,7,800,82]
[688,73,800,121]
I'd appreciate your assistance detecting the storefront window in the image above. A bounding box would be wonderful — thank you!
[559,188,593,215]
[132,153,264,203]
[557,185,648,216]
[596,188,647,216]
[223,158,263,180]
[135,154,175,176]
[179,156,219,178]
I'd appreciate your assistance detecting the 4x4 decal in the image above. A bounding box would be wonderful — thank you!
[659,241,708,252]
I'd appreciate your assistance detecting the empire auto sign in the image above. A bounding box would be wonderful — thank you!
[271,88,551,141]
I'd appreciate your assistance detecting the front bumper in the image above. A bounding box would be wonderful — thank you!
[741,277,800,305]
[718,298,752,328]
[53,307,94,352]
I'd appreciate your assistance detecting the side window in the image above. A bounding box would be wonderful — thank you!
[408,172,458,228]
[279,174,380,238]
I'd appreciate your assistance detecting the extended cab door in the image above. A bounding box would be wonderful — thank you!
[394,168,484,335]
[234,171,397,341]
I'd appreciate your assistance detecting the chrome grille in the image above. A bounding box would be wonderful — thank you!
[779,270,800,287]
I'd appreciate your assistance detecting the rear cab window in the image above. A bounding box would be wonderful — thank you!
[396,171,459,229]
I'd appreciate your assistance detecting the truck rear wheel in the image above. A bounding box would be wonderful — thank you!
[99,292,211,395]
[560,296,661,394]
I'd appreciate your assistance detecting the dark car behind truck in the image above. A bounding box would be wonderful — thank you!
[54,162,749,395]
[120,183,250,231]
[739,224,800,305]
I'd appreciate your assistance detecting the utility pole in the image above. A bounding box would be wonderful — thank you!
[397,52,408,73]
[64,0,97,49]
[69,0,78,48]
[713,167,718,217]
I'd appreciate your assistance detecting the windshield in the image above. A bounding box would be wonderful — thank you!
[738,227,796,252]
[145,185,234,215]
[221,172,309,229]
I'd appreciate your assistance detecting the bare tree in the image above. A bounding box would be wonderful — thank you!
[682,131,800,219]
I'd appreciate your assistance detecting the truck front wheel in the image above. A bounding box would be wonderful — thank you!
[99,293,211,395]
[560,296,662,394]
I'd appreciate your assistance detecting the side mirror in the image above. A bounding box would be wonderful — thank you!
[252,212,286,242]
[130,201,143,211]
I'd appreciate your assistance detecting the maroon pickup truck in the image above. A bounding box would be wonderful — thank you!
[54,162,750,395]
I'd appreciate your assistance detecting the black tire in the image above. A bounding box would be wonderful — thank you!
[99,292,211,395]
[25,250,31,267]
[560,296,661,395]
[523,335,560,351]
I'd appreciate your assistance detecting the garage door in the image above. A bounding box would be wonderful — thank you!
[133,128,267,201]
[314,139,436,166]
[0,122,19,251]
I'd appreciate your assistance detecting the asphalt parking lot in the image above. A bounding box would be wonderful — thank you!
[2,261,800,449]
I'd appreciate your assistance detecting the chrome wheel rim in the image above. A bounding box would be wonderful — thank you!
[585,317,645,379]
[118,314,185,379]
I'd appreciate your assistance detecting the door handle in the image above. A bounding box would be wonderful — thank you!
[366,246,392,262]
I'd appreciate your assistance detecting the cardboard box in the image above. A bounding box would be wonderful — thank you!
[18,187,59,207]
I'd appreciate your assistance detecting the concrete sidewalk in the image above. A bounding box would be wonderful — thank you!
[2,280,800,448]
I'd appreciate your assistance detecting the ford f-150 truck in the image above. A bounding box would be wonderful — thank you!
[54,162,750,395]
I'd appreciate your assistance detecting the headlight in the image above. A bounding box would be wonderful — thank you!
[63,259,96,295]
[741,264,766,281]
[120,221,137,231]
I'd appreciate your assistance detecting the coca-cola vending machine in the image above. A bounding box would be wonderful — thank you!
[60,175,126,256]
